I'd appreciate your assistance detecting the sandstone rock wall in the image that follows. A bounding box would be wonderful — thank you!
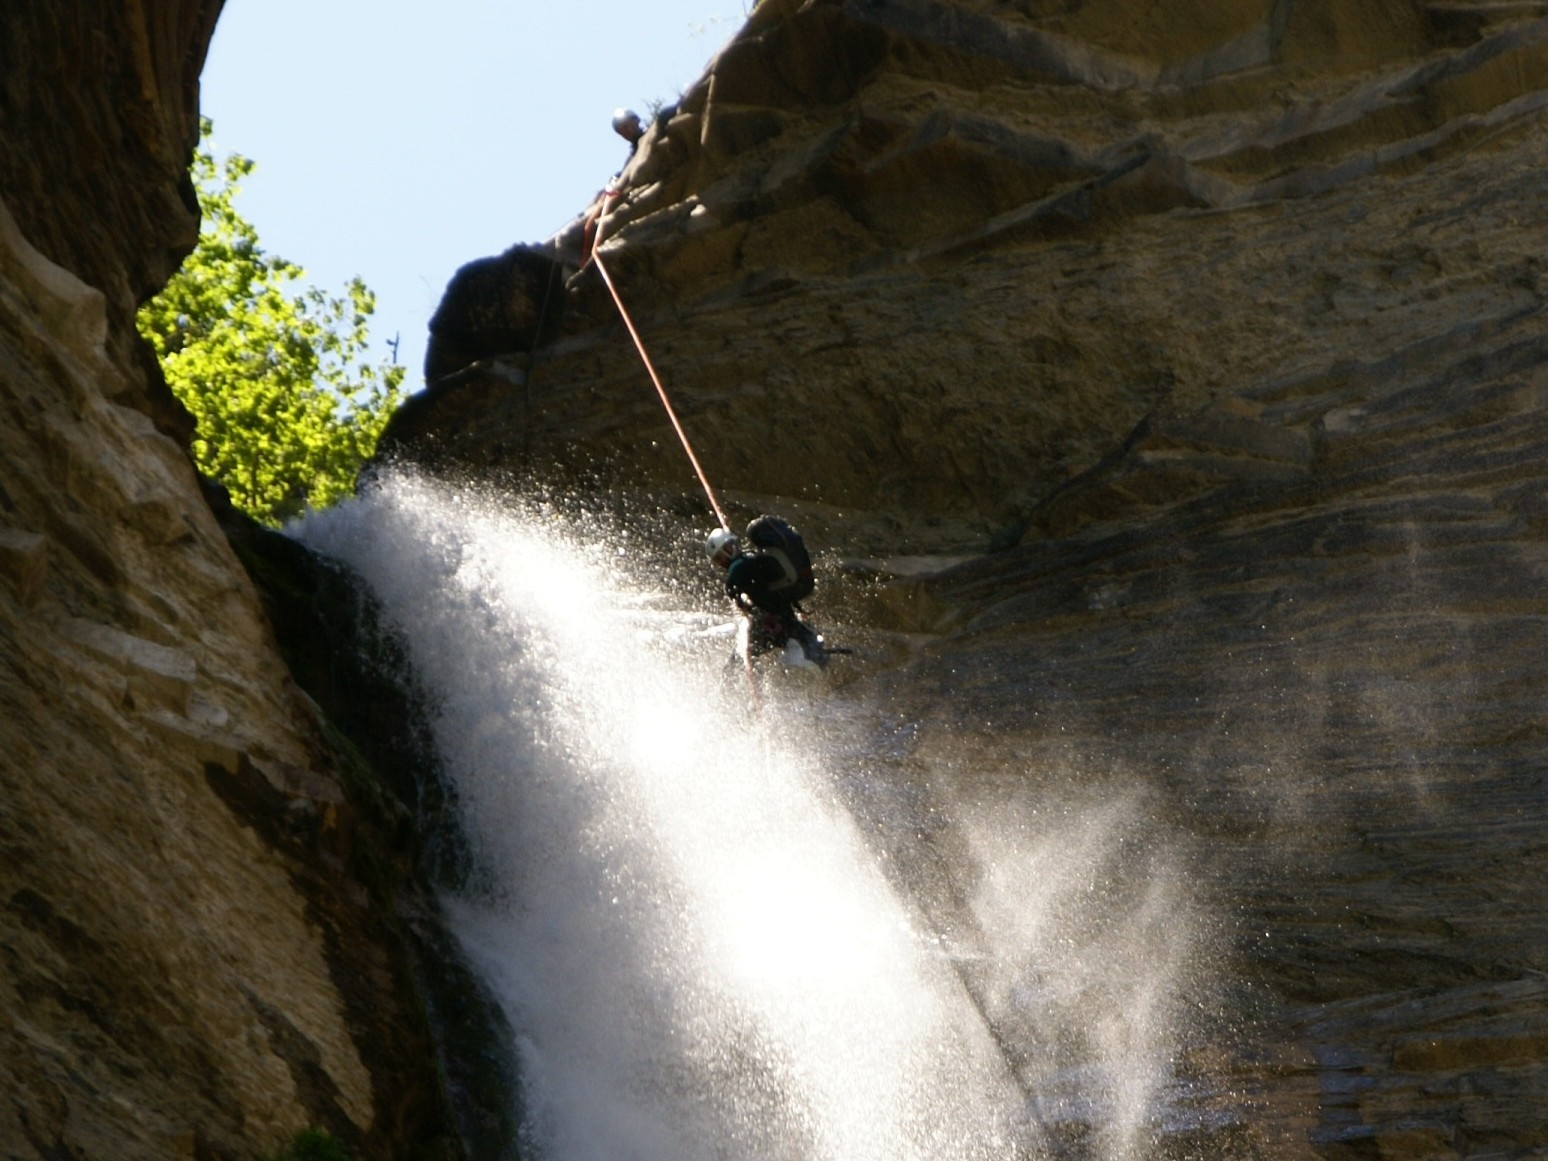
[398,0,1548,1155]
[399,0,1548,551]
[0,4,463,1158]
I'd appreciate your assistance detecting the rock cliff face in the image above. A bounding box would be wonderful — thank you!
[394,0,1548,552]
[0,4,473,1159]
[395,0,1548,1155]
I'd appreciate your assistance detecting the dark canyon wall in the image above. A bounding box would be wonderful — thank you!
[0,4,473,1159]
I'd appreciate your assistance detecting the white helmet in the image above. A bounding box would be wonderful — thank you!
[705,527,740,567]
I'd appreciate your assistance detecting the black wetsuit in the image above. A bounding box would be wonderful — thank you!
[724,551,820,661]
[725,552,795,622]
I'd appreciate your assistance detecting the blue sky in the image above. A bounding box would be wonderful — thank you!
[201,1,747,391]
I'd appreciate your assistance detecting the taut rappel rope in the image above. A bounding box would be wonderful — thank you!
[587,194,763,711]
[588,193,730,533]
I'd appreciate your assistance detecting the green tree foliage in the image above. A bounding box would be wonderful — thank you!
[138,118,403,526]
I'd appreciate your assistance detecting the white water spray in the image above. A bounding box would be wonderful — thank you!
[298,470,1206,1160]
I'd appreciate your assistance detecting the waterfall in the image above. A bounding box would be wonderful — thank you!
[298,469,1208,1161]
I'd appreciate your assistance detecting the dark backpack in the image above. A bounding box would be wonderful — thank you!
[745,515,815,603]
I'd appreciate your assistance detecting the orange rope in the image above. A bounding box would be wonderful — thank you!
[588,194,761,709]
[588,195,730,533]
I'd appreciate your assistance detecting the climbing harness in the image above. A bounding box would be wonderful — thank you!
[588,194,730,533]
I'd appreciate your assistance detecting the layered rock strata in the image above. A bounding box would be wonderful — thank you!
[395,0,1548,1155]
[396,0,1548,550]
[1,4,473,1158]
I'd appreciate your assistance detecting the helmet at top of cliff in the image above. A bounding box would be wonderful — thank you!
[612,107,644,145]
[705,527,740,569]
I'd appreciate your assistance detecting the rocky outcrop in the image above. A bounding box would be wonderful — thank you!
[396,0,1548,1155]
[0,4,476,1159]
[397,0,1548,553]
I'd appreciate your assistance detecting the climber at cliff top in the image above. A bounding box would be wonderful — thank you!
[579,108,647,269]
[706,515,829,669]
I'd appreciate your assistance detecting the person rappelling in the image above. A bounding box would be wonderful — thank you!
[581,129,843,682]
[706,515,830,670]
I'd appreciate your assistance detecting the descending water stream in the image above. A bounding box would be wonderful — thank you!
[298,470,1211,1161]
